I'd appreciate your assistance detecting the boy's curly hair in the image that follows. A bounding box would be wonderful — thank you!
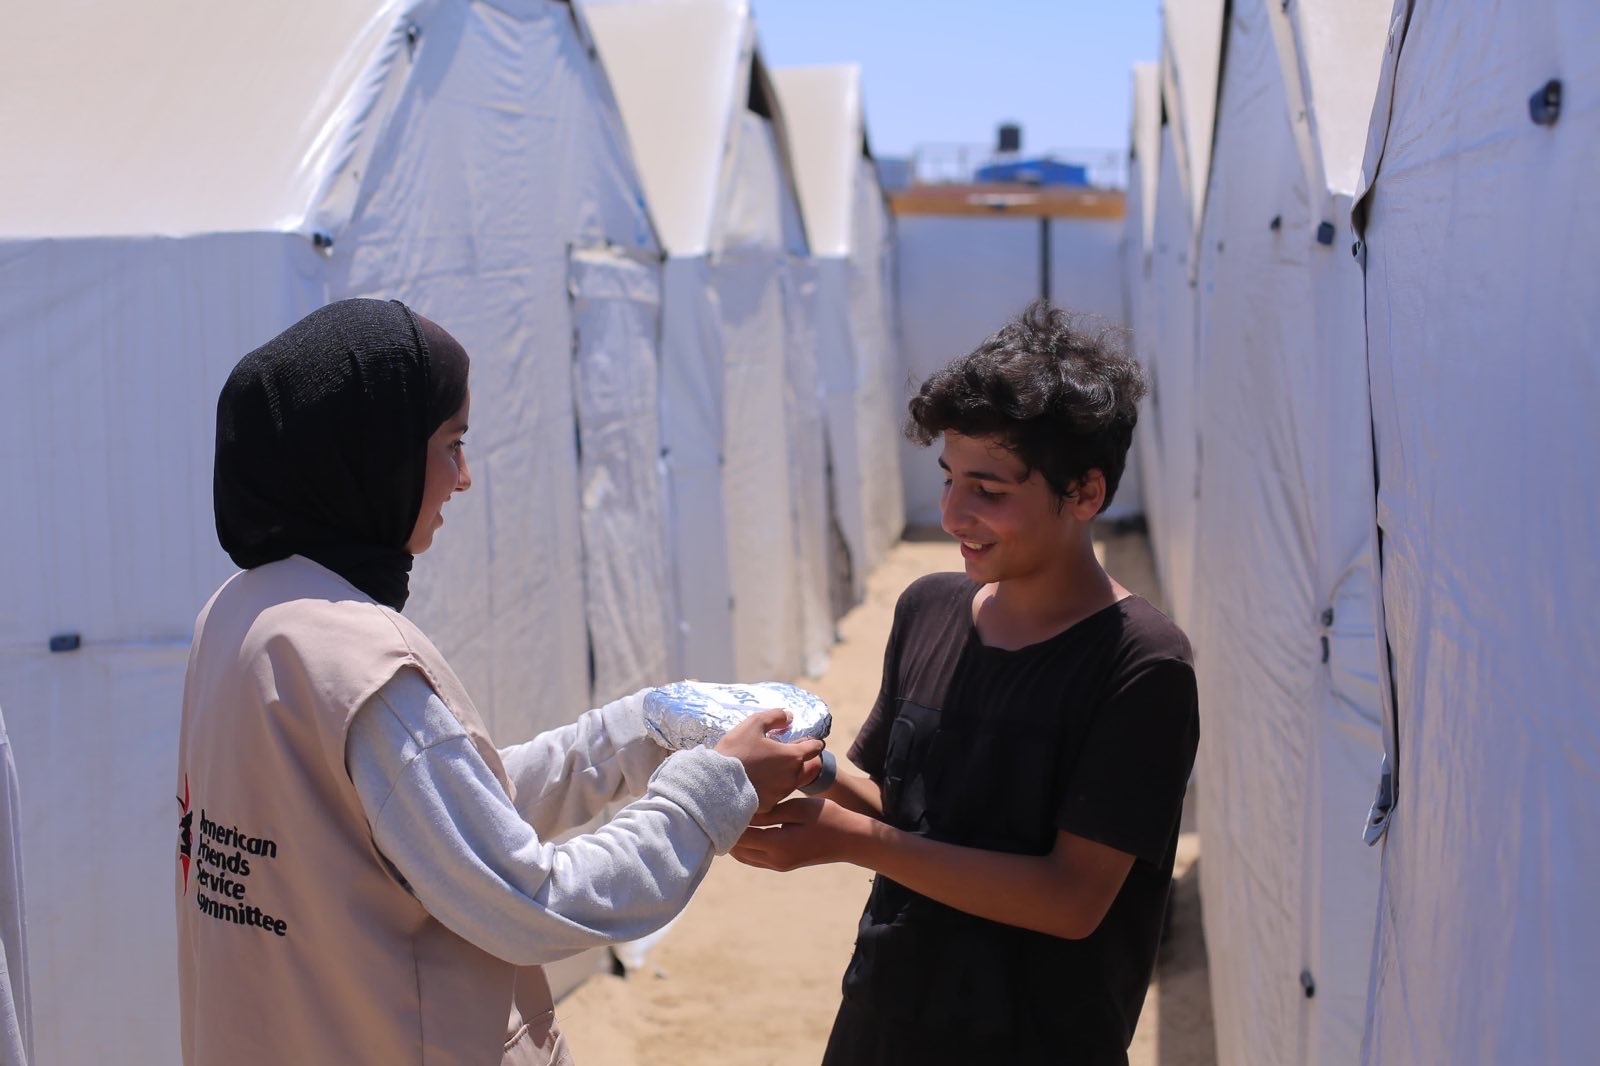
[906,300,1146,512]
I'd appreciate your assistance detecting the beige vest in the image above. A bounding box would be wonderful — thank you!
[176,556,570,1065]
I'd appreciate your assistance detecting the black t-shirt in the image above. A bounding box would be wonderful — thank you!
[826,572,1198,1066]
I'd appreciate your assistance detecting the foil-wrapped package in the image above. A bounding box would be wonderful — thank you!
[643,681,832,750]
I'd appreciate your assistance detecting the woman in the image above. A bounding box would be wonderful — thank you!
[176,299,819,1065]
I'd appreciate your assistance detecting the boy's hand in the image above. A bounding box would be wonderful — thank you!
[730,797,864,871]
[714,708,826,811]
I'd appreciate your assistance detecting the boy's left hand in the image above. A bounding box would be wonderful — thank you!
[730,797,862,872]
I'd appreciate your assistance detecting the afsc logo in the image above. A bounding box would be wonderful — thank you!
[177,776,193,891]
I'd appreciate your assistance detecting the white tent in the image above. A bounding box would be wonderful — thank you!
[1353,2,1600,1062]
[894,186,1131,527]
[1123,63,1165,549]
[1132,0,1225,632]
[0,1,666,1060]
[771,64,906,602]
[1160,0,1225,273]
[0,711,30,1066]
[1140,113,1203,628]
[1184,2,1391,1064]
[584,0,833,680]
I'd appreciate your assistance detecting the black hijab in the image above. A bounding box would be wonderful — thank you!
[214,298,470,611]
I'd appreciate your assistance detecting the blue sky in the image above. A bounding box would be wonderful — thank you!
[751,1,1161,159]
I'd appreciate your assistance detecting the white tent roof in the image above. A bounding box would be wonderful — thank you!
[1159,0,1225,230]
[770,64,865,258]
[0,0,411,238]
[582,0,751,256]
[1287,0,1395,197]
[1130,61,1162,255]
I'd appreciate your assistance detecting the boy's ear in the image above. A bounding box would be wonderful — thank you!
[1069,470,1107,521]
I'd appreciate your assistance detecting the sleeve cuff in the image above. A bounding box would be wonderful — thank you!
[647,747,758,854]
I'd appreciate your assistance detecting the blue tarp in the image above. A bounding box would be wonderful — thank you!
[973,157,1088,186]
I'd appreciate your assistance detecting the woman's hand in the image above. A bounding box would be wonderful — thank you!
[714,709,826,811]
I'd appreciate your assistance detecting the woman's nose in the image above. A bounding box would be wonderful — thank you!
[456,451,473,492]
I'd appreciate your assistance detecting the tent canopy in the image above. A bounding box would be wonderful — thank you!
[1130,61,1162,256]
[1159,0,1225,231]
[769,64,866,259]
[0,0,413,238]
[582,0,751,257]
[1288,0,1394,197]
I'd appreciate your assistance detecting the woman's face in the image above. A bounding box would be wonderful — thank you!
[406,390,472,554]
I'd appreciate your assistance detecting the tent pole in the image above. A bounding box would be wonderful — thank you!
[1039,216,1051,301]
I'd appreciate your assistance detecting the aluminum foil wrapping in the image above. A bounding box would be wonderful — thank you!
[642,681,832,750]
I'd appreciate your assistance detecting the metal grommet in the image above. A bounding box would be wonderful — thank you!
[1529,79,1562,127]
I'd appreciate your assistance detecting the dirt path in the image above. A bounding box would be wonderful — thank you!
[558,530,1216,1066]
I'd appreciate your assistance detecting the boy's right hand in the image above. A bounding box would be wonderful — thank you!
[714,708,826,812]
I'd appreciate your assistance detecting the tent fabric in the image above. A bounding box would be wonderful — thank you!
[812,259,875,598]
[1130,63,1162,259]
[713,239,804,679]
[587,0,833,682]
[0,645,190,1065]
[780,259,835,676]
[578,0,747,258]
[712,107,823,679]
[568,247,675,703]
[1352,3,1600,1063]
[770,66,862,260]
[0,711,30,1066]
[1141,118,1200,631]
[1159,0,1225,240]
[1187,4,1389,1064]
[772,65,906,588]
[0,1,404,239]
[0,2,663,1061]
[1286,1,1394,201]
[656,256,739,681]
[845,153,909,567]
[1124,64,1162,559]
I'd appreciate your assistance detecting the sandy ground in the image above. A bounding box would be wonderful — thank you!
[559,529,1217,1066]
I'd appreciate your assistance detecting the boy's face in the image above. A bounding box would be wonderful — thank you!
[938,431,1104,585]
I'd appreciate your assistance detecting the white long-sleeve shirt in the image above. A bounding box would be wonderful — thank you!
[344,668,756,966]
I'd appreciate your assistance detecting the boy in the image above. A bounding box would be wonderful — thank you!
[732,302,1199,1065]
